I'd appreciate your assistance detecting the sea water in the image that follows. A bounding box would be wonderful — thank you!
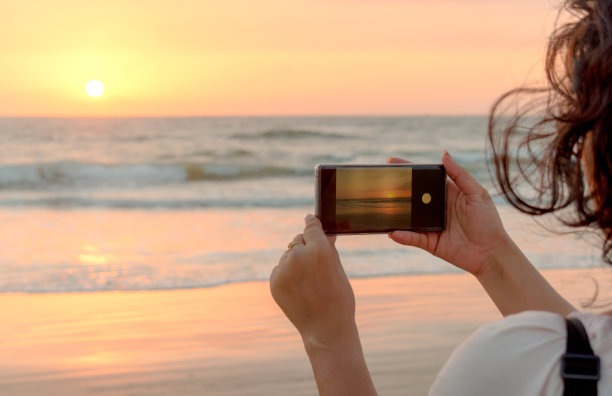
[0,116,601,292]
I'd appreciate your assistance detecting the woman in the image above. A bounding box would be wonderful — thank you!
[270,0,612,394]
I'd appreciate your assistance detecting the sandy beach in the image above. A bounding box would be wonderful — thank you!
[1,267,610,396]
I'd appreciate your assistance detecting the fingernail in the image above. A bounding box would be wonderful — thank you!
[305,213,314,222]
[444,150,452,158]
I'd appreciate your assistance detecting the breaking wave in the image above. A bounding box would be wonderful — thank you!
[0,161,310,189]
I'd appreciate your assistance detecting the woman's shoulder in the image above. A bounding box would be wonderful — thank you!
[567,311,612,354]
[429,310,612,396]
[474,310,568,341]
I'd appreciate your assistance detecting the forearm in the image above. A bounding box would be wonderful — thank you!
[476,235,575,317]
[303,327,378,396]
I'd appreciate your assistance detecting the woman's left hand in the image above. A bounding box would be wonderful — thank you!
[270,214,357,350]
[270,214,378,396]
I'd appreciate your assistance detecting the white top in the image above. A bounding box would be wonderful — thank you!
[429,310,612,395]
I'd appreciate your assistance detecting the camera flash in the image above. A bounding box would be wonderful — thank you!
[421,193,432,204]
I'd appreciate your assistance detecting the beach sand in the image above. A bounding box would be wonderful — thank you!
[1,268,611,396]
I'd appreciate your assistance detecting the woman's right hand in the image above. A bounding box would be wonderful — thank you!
[390,151,575,317]
[389,151,510,276]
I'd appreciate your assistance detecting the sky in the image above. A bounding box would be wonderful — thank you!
[337,168,412,200]
[0,0,559,117]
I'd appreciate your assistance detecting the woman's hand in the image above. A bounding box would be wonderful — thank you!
[389,151,508,276]
[270,214,356,349]
[390,152,574,316]
[270,214,378,396]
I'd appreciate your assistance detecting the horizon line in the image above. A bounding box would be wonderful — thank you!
[0,113,489,119]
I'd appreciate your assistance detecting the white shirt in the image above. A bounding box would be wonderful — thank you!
[429,310,612,395]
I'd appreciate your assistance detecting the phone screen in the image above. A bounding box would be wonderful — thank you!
[316,164,445,234]
[336,167,413,231]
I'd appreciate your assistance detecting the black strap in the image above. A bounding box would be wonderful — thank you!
[562,318,600,396]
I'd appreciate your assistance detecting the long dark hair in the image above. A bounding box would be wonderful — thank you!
[488,0,612,263]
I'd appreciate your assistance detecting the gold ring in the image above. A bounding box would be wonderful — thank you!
[287,241,305,250]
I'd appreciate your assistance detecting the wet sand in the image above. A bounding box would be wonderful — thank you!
[1,268,610,396]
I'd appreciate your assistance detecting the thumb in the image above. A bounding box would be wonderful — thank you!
[303,214,329,247]
[388,230,431,251]
[442,151,487,197]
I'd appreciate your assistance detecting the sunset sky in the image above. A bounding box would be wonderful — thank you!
[337,168,412,200]
[1,0,557,117]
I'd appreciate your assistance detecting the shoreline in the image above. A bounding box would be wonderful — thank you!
[1,268,610,395]
[1,260,603,296]
[0,205,601,294]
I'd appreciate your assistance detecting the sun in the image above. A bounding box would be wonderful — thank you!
[386,192,395,199]
[85,80,105,97]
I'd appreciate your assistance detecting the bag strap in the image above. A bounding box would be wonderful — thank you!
[562,318,600,396]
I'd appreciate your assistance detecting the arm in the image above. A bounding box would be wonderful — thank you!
[476,234,575,316]
[270,215,378,396]
[305,329,375,396]
[389,152,574,317]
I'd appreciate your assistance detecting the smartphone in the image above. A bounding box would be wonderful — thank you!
[315,164,446,234]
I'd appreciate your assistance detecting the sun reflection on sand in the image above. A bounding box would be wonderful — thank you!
[75,351,122,366]
[0,209,305,292]
[79,253,110,266]
[78,245,112,266]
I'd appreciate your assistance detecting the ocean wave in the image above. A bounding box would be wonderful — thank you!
[157,149,255,161]
[0,196,315,209]
[227,149,255,157]
[0,162,310,189]
[232,128,350,139]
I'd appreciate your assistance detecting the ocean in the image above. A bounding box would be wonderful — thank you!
[0,116,601,293]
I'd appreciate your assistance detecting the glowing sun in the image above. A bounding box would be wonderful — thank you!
[85,80,104,97]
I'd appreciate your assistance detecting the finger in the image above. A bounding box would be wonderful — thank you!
[290,233,305,245]
[388,230,430,251]
[271,252,289,289]
[442,151,487,197]
[327,234,337,246]
[269,263,288,303]
[278,248,290,265]
[387,157,411,164]
[287,233,306,253]
[270,263,280,280]
[303,214,328,246]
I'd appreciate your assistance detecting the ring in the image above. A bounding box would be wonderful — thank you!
[287,241,305,250]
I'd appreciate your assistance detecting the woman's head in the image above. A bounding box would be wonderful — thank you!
[488,0,612,262]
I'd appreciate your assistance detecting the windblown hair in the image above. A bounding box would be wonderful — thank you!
[488,0,612,263]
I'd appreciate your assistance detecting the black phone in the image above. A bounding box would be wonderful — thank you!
[315,164,446,234]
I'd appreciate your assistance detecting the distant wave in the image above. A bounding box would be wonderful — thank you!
[0,196,314,209]
[156,149,255,161]
[0,161,311,189]
[227,149,255,157]
[232,129,350,139]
